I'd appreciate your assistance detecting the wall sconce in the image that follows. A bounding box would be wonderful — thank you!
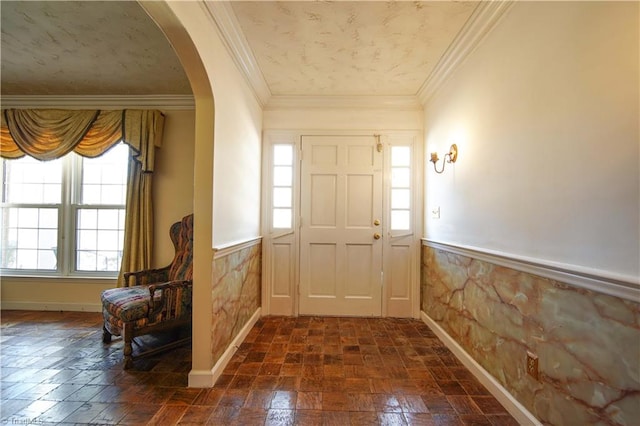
[429,144,458,174]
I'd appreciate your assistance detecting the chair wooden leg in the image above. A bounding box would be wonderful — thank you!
[102,326,112,343]
[123,323,133,370]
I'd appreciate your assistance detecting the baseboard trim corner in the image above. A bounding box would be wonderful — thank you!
[188,307,262,388]
[420,311,541,426]
[187,370,216,388]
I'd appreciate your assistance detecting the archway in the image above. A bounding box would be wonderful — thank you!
[139,0,216,386]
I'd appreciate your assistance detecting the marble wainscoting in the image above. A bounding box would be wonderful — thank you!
[211,239,262,364]
[421,244,639,425]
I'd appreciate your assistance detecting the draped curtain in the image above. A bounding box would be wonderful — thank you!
[0,109,164,286]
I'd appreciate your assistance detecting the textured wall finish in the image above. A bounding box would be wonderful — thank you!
[421,245,640,425]
[211,243,262,364]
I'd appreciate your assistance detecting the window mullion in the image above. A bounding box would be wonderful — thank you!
[60,154,79,275]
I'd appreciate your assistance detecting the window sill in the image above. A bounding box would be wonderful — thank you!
[0,274,117,284]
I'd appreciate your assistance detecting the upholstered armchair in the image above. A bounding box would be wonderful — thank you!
[101,214,193,369]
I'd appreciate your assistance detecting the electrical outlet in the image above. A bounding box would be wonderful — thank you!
[526,351,539,380]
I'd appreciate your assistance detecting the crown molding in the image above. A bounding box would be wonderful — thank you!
[266,95,423,111]
[203,1,271,107]
[198,1,512,110]
[0,95,195,110]
[417,1,514,104]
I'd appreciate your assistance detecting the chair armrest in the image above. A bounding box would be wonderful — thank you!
[123,266,170,287]
[147,280,193,321]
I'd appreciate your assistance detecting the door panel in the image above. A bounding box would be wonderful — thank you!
[309,243,337,296]
[346,175,373,227]
[300,135,382,316]
[390,245,410,298]
[272,244,292,297]
[310,175,337,226]
[345,244,374,297]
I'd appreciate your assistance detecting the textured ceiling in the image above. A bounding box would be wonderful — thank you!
[0,1,191,96]
[1,1,479,99]
[231,1,478,96]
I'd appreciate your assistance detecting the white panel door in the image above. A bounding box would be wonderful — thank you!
[299,135,383,316]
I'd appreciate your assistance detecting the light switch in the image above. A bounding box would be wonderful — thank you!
[432,206,440,219]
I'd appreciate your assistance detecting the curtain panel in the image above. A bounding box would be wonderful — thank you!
[0,109,165,286]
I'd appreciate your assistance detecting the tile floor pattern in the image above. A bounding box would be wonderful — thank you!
[0,310,519,425]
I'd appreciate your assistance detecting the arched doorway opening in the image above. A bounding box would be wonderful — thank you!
[139,0,216,386]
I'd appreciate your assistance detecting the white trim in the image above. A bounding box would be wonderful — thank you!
[203,2,271,106]
[188,307,261,388]
[0,275,116,284]
[0,95,195,109]
[266,95,423,111]
[422,240,640,302]
[0,301,102,312]
[261,132,300,316]
[417,1,514,104]
[213,237,262,260]
[421,312,541,426]
[187,369,216,388]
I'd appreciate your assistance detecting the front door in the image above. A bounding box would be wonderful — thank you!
[299,135,383,316]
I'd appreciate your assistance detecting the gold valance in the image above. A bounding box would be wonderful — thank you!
[1,109,164,172]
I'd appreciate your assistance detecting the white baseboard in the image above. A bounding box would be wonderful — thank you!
[188,307,261,388]
[0,301,102,312]
[187,369,217,388]
[421,311,541,426]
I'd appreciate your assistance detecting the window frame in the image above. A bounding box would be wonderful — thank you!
[1,145,128,278]
[388,143,414,237]
[269,142,296,234]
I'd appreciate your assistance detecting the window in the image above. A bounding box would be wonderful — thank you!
[390,145,412,231]
[1,143,129,276]
[272,144,294,230]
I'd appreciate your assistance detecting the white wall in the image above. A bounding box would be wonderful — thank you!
[424,1,639,282]
[162,5,262,250]
[212,90,262,246]
[264,106,422,131]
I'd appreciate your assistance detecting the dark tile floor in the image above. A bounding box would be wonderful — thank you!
[0,311,518,425]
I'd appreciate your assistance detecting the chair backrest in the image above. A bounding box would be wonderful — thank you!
[167,214,194,281]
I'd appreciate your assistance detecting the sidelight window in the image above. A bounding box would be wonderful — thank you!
[390,145,412,231]
[272,144,294,229]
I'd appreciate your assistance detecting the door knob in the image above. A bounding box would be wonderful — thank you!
[373,219,380,226]
[373,233,381,240]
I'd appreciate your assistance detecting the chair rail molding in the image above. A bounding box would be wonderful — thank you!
[213,236,262,260]
[423,239,640,302]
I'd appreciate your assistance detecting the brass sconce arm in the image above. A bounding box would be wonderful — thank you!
[429,144,458,174]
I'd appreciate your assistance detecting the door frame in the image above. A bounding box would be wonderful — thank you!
[261,130,423,318]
